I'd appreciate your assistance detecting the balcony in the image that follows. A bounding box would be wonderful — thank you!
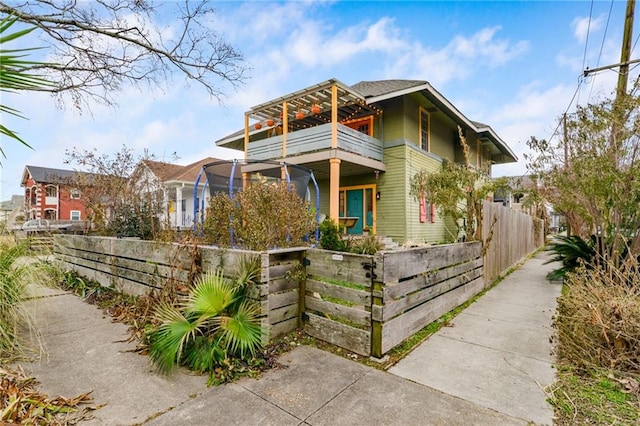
[248,123,383,163]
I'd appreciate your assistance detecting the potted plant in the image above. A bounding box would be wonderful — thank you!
[311,104,321,115]
[296,111,305,120]
[254,122,262,130]
[266,119,275,127]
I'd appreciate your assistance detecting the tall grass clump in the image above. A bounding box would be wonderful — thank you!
[0,241,37,360]
[555,256,640,373]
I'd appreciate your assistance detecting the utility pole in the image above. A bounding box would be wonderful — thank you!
[618,0,635,98]
[583,0,636,97]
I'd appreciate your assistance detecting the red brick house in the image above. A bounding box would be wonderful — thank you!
[21,165,92,221]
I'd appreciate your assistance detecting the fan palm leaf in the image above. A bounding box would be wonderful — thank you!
[185,270,236,318]
[220,301,263,357]
[148,303,200,374]
[0,15,56,156]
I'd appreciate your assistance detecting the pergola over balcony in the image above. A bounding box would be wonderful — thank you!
[242,79,382,157]
[241,79,385,223]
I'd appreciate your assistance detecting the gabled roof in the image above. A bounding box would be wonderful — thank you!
[140,160,185,182]
[350,80,427,98]
[21,165,95,186]
[354,79,516,163]
[215,78,517,163]
[140,157,222,185]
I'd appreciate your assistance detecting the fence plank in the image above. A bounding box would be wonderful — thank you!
[384,258,483,301]
[375,267,483,322]
[306,279,371,305]
[305,296,370,326]
[269,289,299,310]
[380,242,482,282]
[381,276,484,353]
[305,312,370,356]
[306,249,373,287]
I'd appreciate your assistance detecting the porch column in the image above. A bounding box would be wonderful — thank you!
[244,112,249,160]
[329,157,341,221]
[176,185,183,228]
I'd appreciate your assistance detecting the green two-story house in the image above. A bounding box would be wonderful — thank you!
[215,78,517,244]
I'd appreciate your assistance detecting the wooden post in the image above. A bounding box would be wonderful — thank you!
[298,252,306,329]
[282,102,288,157]
[244,113,249,160]
[331,84,338,149]
[329,158,341,221]
[371,253,383,358]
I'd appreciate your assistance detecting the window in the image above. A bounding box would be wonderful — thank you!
[45,185,57,197]
[70,188,81,199]
[419,108,430,151]
[70,210,81,220]
[343,116,373,136]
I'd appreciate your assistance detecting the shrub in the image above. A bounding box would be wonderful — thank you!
[319,218,345,251]
[203,182,315,250]
[351,232,383,255]
[555,258,640,373]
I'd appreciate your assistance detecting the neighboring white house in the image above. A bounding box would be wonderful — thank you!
[132,157,220,228]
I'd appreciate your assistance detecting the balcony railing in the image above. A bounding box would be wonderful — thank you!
[248,123,383,162]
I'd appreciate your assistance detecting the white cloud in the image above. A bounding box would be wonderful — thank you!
[572,15,604,44]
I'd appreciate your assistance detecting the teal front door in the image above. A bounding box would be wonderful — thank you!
[346,190,363,234]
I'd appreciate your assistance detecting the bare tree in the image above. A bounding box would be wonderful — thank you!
[0,0,246,110]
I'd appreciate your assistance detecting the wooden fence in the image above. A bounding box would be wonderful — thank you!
[54,235,305,342]
[301,243,482,357]
[482,201,545,284]
[304,250,374,356]
[54,236,492,357]
[372,242,483,356]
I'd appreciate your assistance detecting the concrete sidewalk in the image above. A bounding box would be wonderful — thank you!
[19,251,561,425]
[390,250,562,425]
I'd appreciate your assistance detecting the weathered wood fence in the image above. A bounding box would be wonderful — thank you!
[372,241,484,356]
[304,250,374,356]
[54,236,486,357]
[482,200,545,284]
[54,235,304,340]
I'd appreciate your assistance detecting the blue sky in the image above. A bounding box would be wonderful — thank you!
[1,0,637,200]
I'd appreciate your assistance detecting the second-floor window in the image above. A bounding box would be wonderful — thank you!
[70,188,81,199]
[45,185,57,198]
[419,108,430,151]
[343,116,373,137]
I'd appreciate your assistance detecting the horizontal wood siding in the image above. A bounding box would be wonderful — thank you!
[377,145,407,241]
[303,249,374,356]
[404,147,448,244]
[373,241,483,354]
[483,200,545,284]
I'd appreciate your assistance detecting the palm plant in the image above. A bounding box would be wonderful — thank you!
[545,235,597,281]
[0,15,55,157]
[148,258,264,380]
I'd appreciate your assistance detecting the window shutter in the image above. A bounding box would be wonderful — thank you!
[419,194,427,223]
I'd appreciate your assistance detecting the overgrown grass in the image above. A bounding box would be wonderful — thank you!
[548,254,640,424]
[549,367,640,425]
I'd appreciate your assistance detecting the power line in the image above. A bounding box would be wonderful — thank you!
[589,0,615,100]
